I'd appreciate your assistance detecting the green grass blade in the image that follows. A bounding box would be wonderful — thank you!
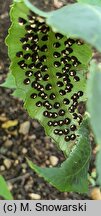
[0,175,13,200]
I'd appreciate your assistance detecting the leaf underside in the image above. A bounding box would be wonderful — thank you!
[77,0,101,7]
[87,61,101,186]
[96,148,101,185]
[27,119,91,193]
[5,0,91,192]
[47,3,101,52]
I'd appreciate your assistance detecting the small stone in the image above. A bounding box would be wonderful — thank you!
[2,120,18,129]
[22,148,28,154]
[17,194,22,199]
[90,188,101,200]
[32,121,39,128]
[44,136,50,143]
[4,139,13,147]
[36,139,41,145]
[93,145,100,154]
[28,193,41,200]
[54,0,63,8]
[0,147,7,154]
[46,160,50,165]
[0,114,7,122]
[8,182,13,191]
[25,185,31,191]
[22,169,26,174]
[9,130,18,136]
[49,155,59,166]
[19,121,30,135]
[21,163,27,169]
[14,160,19,166]
[0,165,5,171]
[29,134,36,140]
[4,159,12,169]
[11,152,17,159]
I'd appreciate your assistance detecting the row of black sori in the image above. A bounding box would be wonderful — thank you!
[15,13,84,142]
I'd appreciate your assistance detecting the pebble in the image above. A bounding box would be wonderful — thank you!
[36,139,42,145]
[9,130,17,136]
[93,145,100,154]
[19,121,30,135]
[21,163,27,169]
[46,160,50,165]
[49,155,59,166]
[32,121,39,128]
[8,182,13,191]
[0,165,5,171]
[14,160,19,166]
[44,136,50,143]
[22,169,26,174]
[22,147,28,154]
[0,114,7,122]
[11,152,17,159]
[2,119,18,129]
[4,139,13,147]
[54,0,63,8]
[4,159,12,169]
[90,188,101,200]
[0,147,7,154]
[25,185,31,191]
[17,194,22,199]
[25,180,33,191]
[28,193,41,200]
[29,134,36,140]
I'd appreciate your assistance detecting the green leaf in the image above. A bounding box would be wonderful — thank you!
[47,3,101,52]
[4,0,92,193]
[1,72,16,89]
[87,61,101,185]
[0,175,13,200]
[77,0,101,6]
[12,89,26,100]
[27,118,91,193]
[1,72,26,100]
[87,61,101,144]
[6,0,92,156]
[70,43,92,65]
[96,148,101,185]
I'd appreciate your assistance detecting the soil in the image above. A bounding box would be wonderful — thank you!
[0,0,99,200]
